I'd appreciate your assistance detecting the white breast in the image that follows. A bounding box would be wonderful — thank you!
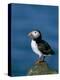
[31,40,43,58]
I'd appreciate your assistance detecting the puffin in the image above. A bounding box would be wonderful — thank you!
[28,30,54,62]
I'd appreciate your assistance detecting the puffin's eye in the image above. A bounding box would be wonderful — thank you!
[35,32,37,33]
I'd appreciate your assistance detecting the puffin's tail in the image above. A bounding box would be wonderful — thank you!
[51,49,55,55]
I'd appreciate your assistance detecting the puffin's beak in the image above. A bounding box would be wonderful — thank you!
[28,32,32,37]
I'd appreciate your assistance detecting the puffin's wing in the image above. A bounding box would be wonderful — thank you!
[38,40,54,55]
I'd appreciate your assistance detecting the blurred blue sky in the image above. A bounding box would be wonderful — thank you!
[11,4,58,76]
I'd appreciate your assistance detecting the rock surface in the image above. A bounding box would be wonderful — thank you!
[27,60,57,75]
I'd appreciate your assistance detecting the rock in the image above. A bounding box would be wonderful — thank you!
[27,60,57,75]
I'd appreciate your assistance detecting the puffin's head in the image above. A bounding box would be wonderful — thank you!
[28,30,42,40]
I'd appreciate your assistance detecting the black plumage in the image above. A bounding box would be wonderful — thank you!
[37,40,54,55]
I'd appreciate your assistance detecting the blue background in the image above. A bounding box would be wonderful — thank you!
[11,4,58,76]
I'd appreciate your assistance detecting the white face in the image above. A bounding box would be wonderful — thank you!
[28,31,40,39]
[32,31,40,38]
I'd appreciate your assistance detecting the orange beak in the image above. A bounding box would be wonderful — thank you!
[28,32,32,37]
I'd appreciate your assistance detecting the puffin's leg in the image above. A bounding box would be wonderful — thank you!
[36,55,44,64]
[39,55,45,63]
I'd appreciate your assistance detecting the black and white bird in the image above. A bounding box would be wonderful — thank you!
[28,30,54,62]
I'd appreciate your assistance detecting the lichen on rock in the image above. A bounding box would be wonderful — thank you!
[27,60,57,75]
